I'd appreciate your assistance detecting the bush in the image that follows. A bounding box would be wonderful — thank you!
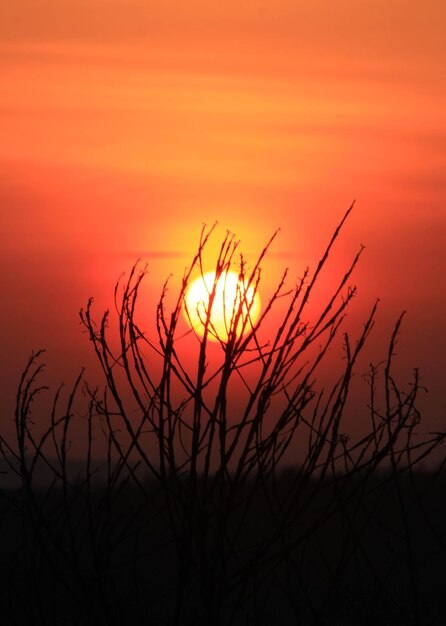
[1,206,445,625]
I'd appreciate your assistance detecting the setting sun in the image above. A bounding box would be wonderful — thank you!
[184,270,261,342]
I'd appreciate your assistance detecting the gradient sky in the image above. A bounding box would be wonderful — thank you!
[1,0,445,437]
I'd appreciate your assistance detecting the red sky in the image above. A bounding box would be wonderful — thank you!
[1,0,445,435]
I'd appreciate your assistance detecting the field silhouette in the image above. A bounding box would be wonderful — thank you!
[1,207,445,625]
[2,467,446,625]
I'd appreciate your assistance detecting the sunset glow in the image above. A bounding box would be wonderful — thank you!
[2,4,446,622]
[184,270,261,342]
[0,0,445,435]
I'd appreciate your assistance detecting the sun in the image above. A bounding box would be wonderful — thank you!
[184,270,261,342]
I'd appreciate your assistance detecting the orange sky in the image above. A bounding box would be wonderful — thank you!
[1,0,445,432]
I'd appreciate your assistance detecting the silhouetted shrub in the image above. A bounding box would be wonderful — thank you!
[1,207,445,625]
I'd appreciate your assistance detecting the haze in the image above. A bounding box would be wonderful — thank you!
[1,0,445,434]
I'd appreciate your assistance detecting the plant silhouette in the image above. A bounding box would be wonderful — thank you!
[1,205,445,625]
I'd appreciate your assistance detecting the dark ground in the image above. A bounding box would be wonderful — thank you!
[1,466,446,626]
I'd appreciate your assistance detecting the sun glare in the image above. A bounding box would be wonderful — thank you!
[184,270,261,342]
